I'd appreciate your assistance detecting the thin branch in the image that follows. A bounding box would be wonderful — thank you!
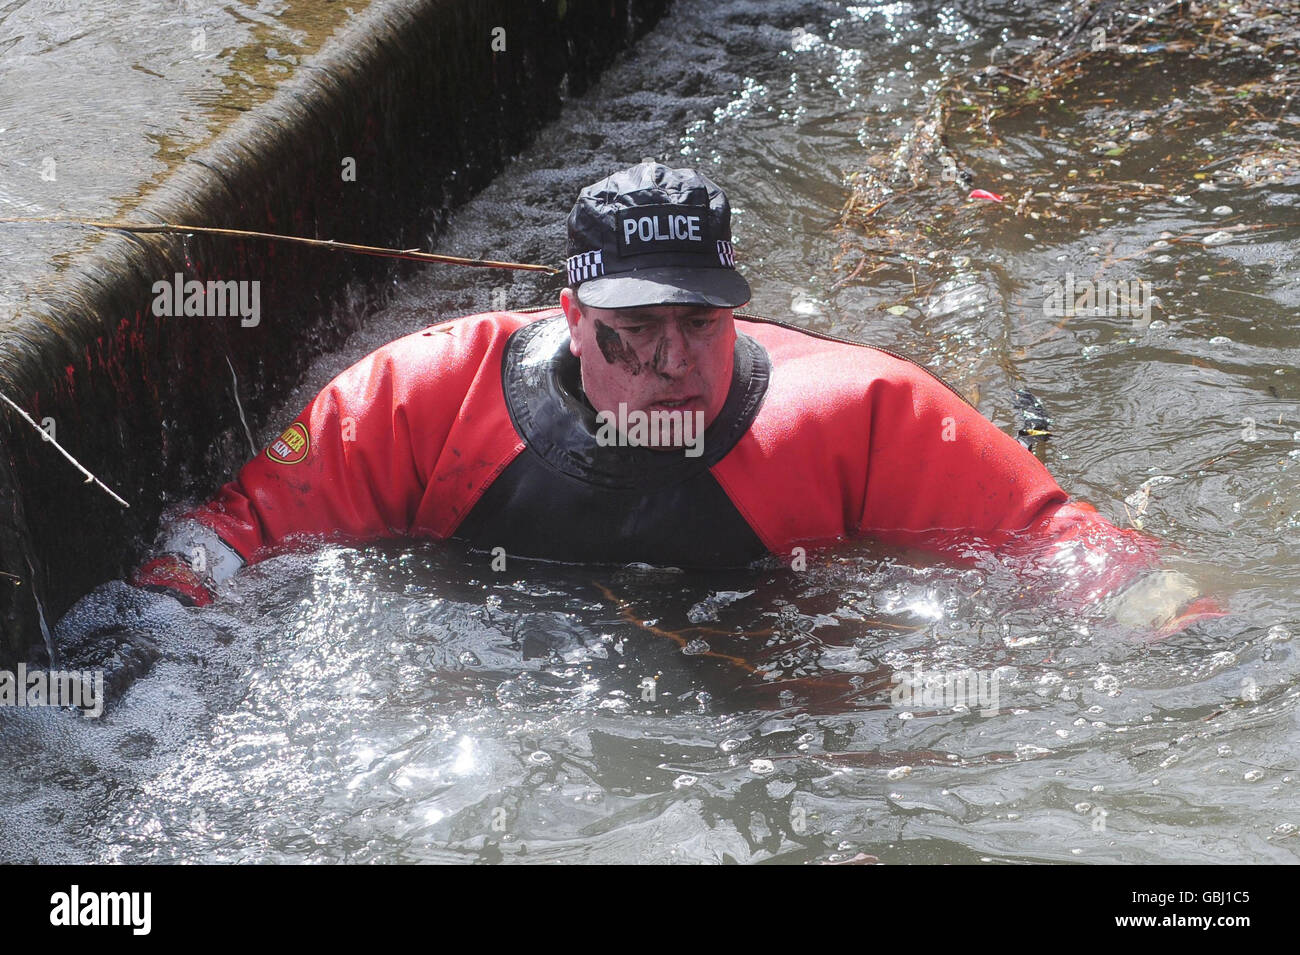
[225,355,258,456]
[0,217,562,274]
[0,389,130,508]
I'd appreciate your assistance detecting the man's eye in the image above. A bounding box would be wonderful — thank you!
[621,325,649,335]
[689,318,716,329]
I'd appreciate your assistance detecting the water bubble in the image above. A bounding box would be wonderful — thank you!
[1202,230,1234,246]
[767,779,796,799]
[1211,205,1233,216]
[719,738,743,753]
[749,759,776,776]
[1266,626,1291,642]
[1074,802,1092,814]
[1244,770,1263,782]
[886,766,913,780]
[673,774,698,789]
[457,650,481,667]
[1209,335,1232,344]
[528,751,552,766]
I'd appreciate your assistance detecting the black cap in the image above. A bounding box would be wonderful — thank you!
[566,160,751,309]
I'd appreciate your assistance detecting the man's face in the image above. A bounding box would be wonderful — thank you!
[560,287,736,430]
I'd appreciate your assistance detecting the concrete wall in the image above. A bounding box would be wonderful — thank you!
[0,0,668,665]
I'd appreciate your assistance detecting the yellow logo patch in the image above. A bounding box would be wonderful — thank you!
[266,422,310,465]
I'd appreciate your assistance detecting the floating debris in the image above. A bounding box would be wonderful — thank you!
[837,0,1300,294]
[686,589,755,624]
[1012,388,1054,453]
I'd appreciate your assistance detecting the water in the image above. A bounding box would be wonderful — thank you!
[4,0,1299,863]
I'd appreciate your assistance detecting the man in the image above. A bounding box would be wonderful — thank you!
[125,160,1224,637]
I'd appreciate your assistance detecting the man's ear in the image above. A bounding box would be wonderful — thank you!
[560,286,584,358]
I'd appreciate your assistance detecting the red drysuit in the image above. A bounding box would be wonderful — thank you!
[133,308,1221,634]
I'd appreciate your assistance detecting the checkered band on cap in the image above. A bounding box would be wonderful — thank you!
[566,250,604,285]
[716,240,735,267]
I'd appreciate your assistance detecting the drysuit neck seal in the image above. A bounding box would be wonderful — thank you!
[501,315,769,490]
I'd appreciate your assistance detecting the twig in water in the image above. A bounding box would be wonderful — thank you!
[0,389,130,508]
[225,356,258,456]
[593,581,757,674]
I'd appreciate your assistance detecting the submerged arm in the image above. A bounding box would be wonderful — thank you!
[854,372,1227,638]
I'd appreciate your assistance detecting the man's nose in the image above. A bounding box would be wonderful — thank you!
[650,322,691,377]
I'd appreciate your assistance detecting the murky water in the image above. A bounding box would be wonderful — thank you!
[4,0,1299,863]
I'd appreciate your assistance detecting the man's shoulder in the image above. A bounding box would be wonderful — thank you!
[319,309,559,403]
[369,307,560,365]
[736,313,911,379]
[735,312,972,410]
[403,306,558,344]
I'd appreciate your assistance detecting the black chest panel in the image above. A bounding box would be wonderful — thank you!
[452,317,772,567]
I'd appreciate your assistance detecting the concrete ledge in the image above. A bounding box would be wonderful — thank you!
[0,0,667,665]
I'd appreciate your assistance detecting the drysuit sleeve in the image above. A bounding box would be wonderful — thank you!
[853,370,1225,636]
[136,344,428,602]
[132,316,523,604]
[131,315,528,605]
